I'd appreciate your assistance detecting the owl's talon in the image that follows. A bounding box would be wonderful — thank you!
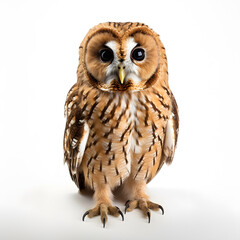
[147,211,151,223]
[115,206,124,221]
[82,210,89,221]
[103,218,106,228]
[124,201,130,214]
[102,217,106,228]
[158,205,164,215]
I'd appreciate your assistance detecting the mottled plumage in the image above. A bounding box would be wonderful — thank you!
[63,22,179,226]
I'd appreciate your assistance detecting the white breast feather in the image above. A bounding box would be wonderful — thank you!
[164,116,175,155]
[76,123,90,170]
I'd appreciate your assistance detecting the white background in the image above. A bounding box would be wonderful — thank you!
[0,0,240,239]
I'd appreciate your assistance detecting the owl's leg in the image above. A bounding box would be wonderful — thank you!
[123,177,164,223]
[82,184,124,227]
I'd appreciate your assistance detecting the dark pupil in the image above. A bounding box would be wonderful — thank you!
[132,48,145,61]
[100,49,113,62]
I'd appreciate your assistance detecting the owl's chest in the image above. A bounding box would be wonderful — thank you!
[81,92,167,186]
[85,92,164,154]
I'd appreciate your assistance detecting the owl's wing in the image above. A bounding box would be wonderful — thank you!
[63,84,89,188]
[161,94,179,165]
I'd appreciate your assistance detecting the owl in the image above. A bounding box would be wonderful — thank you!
[63,22,179,227]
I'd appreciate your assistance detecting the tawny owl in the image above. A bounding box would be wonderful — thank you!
[63,22,179,227]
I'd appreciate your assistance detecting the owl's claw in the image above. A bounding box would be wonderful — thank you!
[82,204,124,227]
[82,210,89,221]
[147,211,151,223]
[115,206,124,221]
[124,200,130,214]
[158,204,164,215]
[124,199,164,223]
[102,217,106,228]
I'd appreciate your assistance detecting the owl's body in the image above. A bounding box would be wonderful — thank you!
[64,22,179,226]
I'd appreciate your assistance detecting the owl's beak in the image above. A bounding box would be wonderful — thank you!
[118,66,125,85]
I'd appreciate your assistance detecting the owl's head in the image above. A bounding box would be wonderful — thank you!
[78,22,168,92]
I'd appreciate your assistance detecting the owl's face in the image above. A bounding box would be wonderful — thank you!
[80,23,166,92]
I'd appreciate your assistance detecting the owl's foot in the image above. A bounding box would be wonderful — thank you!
[125,199,164,223]
[82,204,124,227]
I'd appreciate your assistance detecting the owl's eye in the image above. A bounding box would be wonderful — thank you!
[131,48,145,61]
[99,49,114,62]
